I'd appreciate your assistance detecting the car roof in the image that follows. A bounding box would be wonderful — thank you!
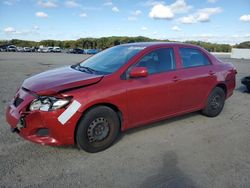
[120,42,199,48]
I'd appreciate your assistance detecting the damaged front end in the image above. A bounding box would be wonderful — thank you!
[6,65,105,146]
[6,86,82,146]
[11,117,26,133]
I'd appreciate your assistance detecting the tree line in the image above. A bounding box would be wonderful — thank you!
[1,36,246,52]
[234,41,250,49]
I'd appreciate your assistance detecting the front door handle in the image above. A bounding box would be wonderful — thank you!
[172,76,181,82]
[209,70,215,75]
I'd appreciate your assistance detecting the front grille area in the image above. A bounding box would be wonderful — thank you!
[13,97,23,107]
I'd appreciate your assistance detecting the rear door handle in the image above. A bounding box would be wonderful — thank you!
[172,76,181,82]
[209,70,215,75]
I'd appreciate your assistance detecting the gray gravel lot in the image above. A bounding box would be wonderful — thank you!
[0,52,249,188]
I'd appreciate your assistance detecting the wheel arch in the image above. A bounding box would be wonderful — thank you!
[203,82,227,108]
[74,102,123,144]
[202,83,227,117]
[215,83,227,96]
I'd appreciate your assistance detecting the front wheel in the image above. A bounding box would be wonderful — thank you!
[76,106,120,153]
[202,87,226,117]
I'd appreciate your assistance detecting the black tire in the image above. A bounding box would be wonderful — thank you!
[76,106,120,153]
[202,87,226,117]
[247,85,250,93]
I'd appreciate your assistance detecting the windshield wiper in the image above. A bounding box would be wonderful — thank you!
[78,66,96,74]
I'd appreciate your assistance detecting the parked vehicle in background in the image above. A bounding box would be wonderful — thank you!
[42,47,53,53]
[6,42,237,153]
[48,47,54,52]
[0,45,8,52]
[31,47,38,52]
[37,46,44,52]
[41,48,48,53]
[241,76,250,92]
[17,47,24,52]
[67,48,73,53]
[69,48,85,54]
[7,45,17,52]
[53,47,61,53]
[84,49,100,54]
[23,47,32,52]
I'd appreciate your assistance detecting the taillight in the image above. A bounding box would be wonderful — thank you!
[230,68,237,75]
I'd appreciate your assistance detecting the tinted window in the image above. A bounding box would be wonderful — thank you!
[179,48,210,68]
[136,48,175,75]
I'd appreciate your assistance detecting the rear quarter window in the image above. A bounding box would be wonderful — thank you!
[179,48,211,68]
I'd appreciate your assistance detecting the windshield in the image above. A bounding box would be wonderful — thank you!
[79,45,145,74]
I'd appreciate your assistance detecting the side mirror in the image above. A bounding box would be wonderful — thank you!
[129,67,148,78]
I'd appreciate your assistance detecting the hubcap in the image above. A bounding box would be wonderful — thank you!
[87,118,110,143]
[211,95,221,110]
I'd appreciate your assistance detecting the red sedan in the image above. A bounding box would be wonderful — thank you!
[6,42,236,152]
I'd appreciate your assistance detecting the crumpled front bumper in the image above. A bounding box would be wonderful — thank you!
[5,87,82,146]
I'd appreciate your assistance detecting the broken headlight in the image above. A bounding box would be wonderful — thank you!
[29,96,70,111]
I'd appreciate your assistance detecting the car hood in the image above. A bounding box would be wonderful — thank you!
[22,66,103,95]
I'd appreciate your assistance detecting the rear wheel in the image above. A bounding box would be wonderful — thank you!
[76,106,120,153]
[202,87,225,117]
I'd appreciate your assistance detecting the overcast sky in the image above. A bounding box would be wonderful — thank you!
[0,0,250,44]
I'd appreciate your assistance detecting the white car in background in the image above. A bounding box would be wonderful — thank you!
[23,47,32,52]
[37,48,43,52]
[53,46,61,53]
[42,47,53,53]
[7,45,17,52]
[17,47,24,52]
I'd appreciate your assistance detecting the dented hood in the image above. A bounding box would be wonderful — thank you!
[22,66,103,95]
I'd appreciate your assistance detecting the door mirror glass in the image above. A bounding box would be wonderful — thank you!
[129,67,148,78]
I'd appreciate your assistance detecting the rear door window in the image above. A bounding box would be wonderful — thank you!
[179,48,211,68]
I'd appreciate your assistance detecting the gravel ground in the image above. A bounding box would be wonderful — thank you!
[0,52,249,188]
